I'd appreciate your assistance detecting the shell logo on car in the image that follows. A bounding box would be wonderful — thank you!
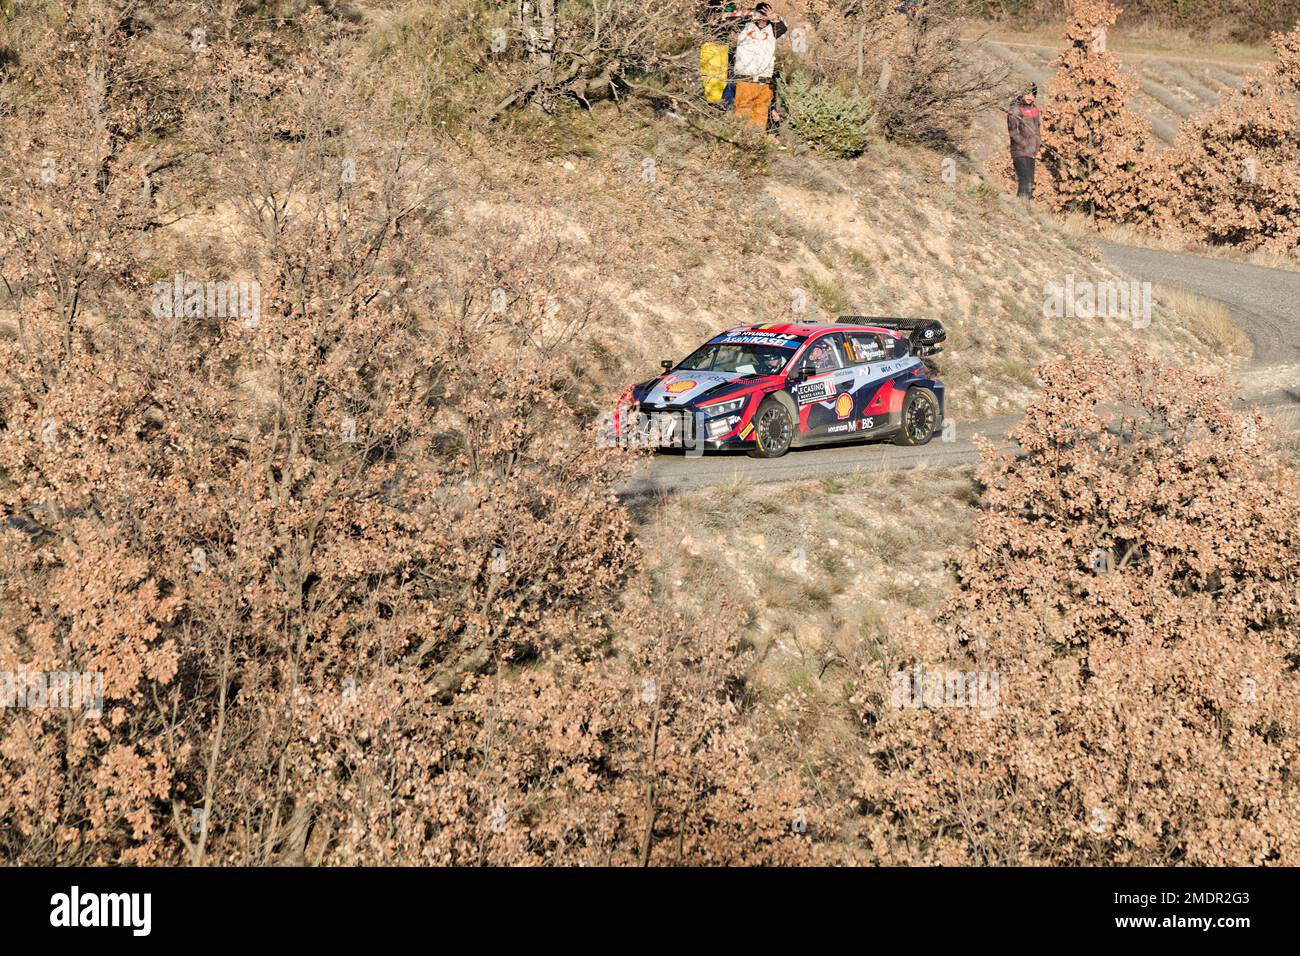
[666,379,697,394]
[835,393,854,419]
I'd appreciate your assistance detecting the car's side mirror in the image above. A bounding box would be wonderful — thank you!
[660,360,674,372]
[790,365,810,382]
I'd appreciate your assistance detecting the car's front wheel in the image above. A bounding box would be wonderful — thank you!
[747,399,795,458]
[893,388,939,447]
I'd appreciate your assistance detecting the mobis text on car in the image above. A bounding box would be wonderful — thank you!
[615,317,947,458]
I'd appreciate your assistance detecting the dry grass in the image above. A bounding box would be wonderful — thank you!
[1151,283,1253,358]
[636,466,979,663]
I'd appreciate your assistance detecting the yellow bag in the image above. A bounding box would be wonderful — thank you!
[700,42,728,103]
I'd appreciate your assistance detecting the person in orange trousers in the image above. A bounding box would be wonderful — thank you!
[734,80,773,130]
[720,3,787,131]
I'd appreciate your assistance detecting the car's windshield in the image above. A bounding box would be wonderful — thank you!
[677,343,793,375]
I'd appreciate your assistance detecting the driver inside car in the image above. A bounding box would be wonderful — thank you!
[804,340,837,372]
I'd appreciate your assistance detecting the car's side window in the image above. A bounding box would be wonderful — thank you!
[838,332,859,365]
[798,335,844,373]
[845,332,889,365]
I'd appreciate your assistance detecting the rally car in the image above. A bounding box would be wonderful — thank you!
[616,317,946,458]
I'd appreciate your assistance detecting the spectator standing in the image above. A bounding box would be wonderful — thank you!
[1008,84,1042,200]
[723,4,788,131]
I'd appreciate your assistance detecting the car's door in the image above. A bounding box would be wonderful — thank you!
[842,330,914,431]
[789,333,857,439]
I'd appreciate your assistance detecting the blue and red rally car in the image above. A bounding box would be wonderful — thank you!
[617,317,946,458]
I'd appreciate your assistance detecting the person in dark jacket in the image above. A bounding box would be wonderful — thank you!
[1008,84,1042,201]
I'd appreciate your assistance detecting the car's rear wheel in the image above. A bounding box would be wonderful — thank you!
[893,388,938,447]
[747,399,794,458]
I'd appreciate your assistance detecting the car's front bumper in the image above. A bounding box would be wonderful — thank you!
[621,402,756,453]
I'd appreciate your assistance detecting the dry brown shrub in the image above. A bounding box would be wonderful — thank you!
[1038,0,1157,221]
[314,591,816,866]
[1148,24,1300,252]
[856,346,1300,865]
[0,4,812,866]
[871,9,1010,146]
[485,0,701,115]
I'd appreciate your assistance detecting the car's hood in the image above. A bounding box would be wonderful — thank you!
[640,370,747,406]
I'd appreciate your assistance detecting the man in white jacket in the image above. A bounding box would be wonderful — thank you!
[731,3,787,80]
[721,4,788,130]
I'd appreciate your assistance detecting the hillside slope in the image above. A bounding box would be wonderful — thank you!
[426,110,1243,420]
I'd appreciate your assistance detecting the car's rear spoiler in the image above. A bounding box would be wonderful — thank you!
[836,315,946,356]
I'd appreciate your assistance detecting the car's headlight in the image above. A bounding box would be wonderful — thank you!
[701,397,747,418]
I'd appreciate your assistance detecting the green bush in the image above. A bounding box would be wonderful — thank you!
[781,71,874,158]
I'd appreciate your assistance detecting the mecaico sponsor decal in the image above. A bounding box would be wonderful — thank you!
[835,393,853,419]
[795,378,835,405]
